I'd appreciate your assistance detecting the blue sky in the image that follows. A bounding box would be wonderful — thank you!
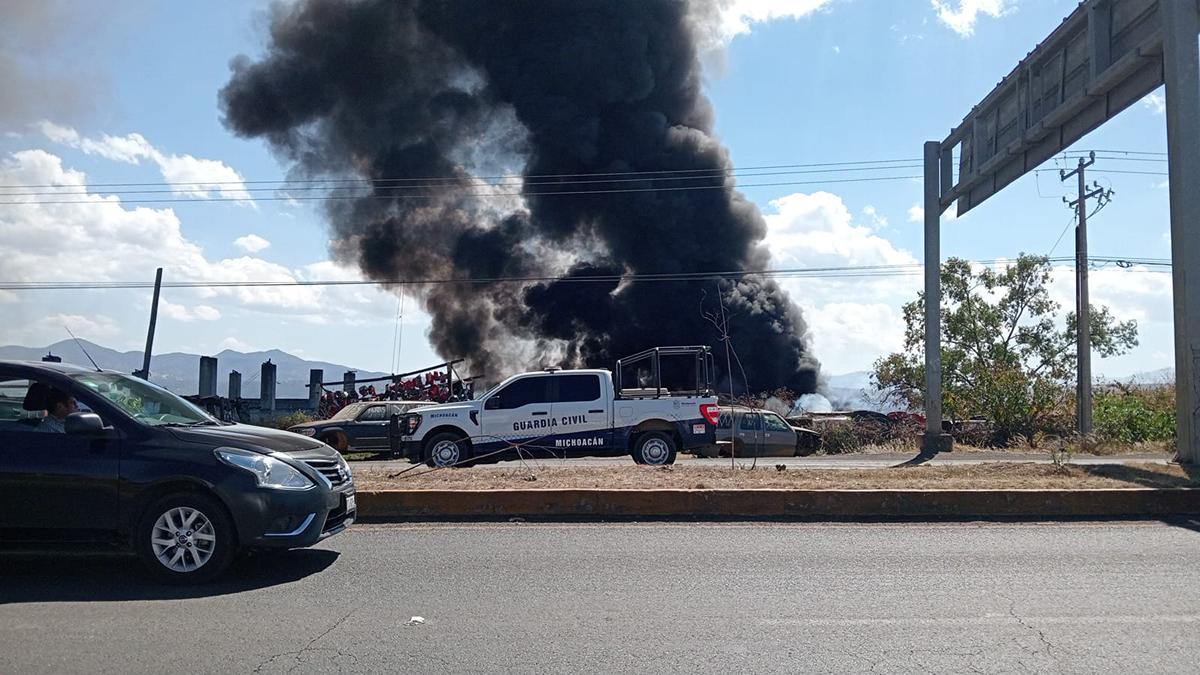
[0,0,1178,385]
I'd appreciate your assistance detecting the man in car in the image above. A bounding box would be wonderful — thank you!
[36,387,78,433]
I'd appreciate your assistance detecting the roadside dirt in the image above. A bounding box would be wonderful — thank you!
[354,462,1197,491]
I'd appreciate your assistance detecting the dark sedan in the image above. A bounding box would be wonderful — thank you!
[288,400,435,455]
[0,360,354,583]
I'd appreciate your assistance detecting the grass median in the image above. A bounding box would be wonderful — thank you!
[354,462,1197,491]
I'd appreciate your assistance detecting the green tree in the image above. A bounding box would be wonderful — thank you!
[872,255,1138,444]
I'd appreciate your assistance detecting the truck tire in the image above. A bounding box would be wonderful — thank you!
[135,491,237,584]
[632,431,677,466]
[425,432,471,468]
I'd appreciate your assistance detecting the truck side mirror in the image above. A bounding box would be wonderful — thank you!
[484,396,501,410]
[65,412,105,435]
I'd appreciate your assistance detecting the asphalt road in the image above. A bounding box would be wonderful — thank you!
[351,450,1174,471]
[3,521,1199,673]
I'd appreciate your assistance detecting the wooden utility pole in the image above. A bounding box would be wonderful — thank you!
[134,268,163,380]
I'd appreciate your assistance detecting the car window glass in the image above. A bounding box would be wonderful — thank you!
[0,378,34,423]
[554,375,601,403]
[70,371,211,426]
[494,376,551,409]
[763,413,790,432]
[739,413,761,431]
[358,405,387,421]
[717,412,731,429]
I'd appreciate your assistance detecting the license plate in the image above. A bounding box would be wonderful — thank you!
[692,423,706,435]
[345,493,356,513]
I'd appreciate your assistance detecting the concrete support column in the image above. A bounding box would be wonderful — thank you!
[261,361,277,414]
[343,371,356,395]
[228,370,242,400]
[922,140,953,454]
[198,356,218,397]
[308,369,323,411]
[1162,0,1200,463]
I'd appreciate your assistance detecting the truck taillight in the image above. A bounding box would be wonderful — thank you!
[699,404,720,425]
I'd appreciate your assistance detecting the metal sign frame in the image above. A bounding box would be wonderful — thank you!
[919,0,1200,463]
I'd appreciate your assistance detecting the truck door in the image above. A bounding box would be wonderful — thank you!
[761,412,796,456]
[479,375,554,457]
[549,374,611,454]
[353,404,390,449]
[736,412,763,457]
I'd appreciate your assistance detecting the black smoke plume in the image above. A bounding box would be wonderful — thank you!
[221,0,819,393]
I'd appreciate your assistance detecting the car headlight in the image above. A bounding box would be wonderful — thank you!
[215,448,315,490]
[294,427,317,437]
[336,453,354,482]
[402,413,422,435]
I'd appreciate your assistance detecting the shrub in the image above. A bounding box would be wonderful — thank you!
[260,410,315,430]
[1093,386,1175,444]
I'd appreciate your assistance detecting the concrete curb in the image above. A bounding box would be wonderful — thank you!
[356,488,1200,520]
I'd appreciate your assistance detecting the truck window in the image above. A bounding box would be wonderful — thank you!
[555,374,601,403]
[358,405,387,421]
[739,413,762,431]
[717,412,732,430]
[492,376,552,409]
[763,413,791,432]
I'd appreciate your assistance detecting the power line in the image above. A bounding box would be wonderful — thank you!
[0,158,925,190]
[0,174,924,206]
[0,256,1167,292]
[0,164,926,198]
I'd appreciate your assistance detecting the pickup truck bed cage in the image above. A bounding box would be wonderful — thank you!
[615,346,714,399]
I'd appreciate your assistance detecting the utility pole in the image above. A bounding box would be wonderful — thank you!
[134,268,163,380]
[1060,153,1112,436]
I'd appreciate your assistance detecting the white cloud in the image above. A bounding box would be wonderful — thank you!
[160,300,221,322]
[1143,91,1166,115]
[233,234,271,253]
[931,0,1012,37]
[862,205,888,229]
[906,202,960,223]
[218,336,254,352]
[37,122,253,204]
[761,191,922,375]
[0,149,404,341]
[718,0,834,40]
[5,313,122,346]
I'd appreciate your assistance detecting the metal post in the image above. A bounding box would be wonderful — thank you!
[1162,0,1200,463]
[922,141,952,453]
[1076,158,1093,435]
[136,268,163,379]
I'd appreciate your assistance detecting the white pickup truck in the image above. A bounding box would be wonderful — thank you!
[396,347,719,467]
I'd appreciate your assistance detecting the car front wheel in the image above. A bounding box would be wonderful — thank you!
[135,492,236,584]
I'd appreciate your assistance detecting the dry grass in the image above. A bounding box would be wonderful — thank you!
[354,462,1196,491]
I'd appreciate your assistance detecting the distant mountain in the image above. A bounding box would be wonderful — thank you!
[820,370,894,412]
[1100,367,1175,386]
[0,339,389,398]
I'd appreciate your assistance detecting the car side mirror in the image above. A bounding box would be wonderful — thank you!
[484,396,501,410]
[65,412,105,435]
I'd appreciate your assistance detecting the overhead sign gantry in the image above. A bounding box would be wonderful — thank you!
[919,0,1200,461]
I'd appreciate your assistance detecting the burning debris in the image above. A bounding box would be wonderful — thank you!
[220,0,819,393]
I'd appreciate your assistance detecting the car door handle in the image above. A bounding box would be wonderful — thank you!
[588,409,604,414]
[531,411,548,416]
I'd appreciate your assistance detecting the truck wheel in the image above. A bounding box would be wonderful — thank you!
[135,492,236,584]
[319,431,347,453]
[633,431,677,466]
[426,432,471,468]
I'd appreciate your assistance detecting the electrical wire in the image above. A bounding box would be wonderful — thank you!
[0,256,1168,292]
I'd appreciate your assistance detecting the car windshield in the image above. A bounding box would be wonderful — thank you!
[329,403,368,421]
[70,371,218,427]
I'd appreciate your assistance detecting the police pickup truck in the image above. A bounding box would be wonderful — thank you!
[397,347,719,467]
